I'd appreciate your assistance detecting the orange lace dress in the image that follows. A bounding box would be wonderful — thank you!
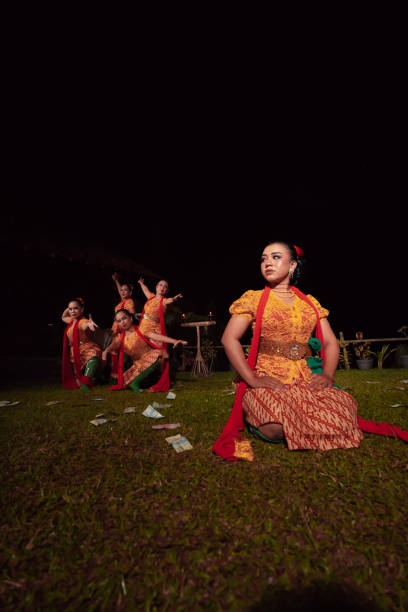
[230,290,363,451]
[66,318,101,369]
[139,297,166,336]
[110,327,162,387]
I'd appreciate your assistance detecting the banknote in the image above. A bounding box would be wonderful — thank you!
[391,404,408,408]
[171,437,193,453]
[45,401,62,406]
[165,434,183,443]
[142,405,164,418]
[152,402,171,409]
[90,418,109,426]
[151,423,181,430]
[165,434,193,452]
[123,407,136,413]
[92,398,105,401]
[166,392,176,400]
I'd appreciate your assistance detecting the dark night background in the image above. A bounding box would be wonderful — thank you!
[2,31,407,363]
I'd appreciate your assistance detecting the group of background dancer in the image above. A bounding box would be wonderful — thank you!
[61,240,408,458]
[61,275,186,393]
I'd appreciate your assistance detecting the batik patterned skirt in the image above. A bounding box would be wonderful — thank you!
[243,378,363,451]
[123,349,162,387]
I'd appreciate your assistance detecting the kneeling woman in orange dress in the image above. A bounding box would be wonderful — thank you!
[102,309,187,392]
[213,241,408,461]
[62,298,102,390]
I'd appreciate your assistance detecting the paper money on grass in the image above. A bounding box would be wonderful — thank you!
[45,401,62,406]
[90,418,109,426]
[166,392,176,400]
[142,405,164,418]
[123,407,137,413]
[171,436,193,453]
[152,402,171,409]
[152,423,181,430]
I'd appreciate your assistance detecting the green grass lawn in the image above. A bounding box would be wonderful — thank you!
[1,369,407,611]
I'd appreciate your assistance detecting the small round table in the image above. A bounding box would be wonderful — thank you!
[181,320,216,377]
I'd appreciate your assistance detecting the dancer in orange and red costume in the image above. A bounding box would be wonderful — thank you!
[213,241,408,462]
[137,278,183,391]
[61,298,102,390]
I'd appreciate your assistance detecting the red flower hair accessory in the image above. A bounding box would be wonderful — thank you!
[75,297,85,305]
[294,245,303,258]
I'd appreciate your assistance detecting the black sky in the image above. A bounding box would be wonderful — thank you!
[3,35,407,354]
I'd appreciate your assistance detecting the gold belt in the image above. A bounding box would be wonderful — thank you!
[143,313,160,323]
[259,339,311,361]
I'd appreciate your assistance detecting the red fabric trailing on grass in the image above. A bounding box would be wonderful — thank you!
[213,285,408,461]
[150,298,170,392]
[212,286,271,461]
[62,318,93,389]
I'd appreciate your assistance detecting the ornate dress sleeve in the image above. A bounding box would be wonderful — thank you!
[125,298,136,313]
[229,290,256,322]
[306,294,329,319]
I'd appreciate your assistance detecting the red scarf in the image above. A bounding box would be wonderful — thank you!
[62,318,93,389]
[110,325,161,390]
[213,286,408,461]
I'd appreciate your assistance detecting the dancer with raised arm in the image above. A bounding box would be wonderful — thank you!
[112,273,136,333]
[61,298,102,390]
[214,241,408,462]
[102,309,187,392]
[137,278,183,391]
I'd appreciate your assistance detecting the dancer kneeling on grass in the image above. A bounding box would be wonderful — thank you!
[62,298,102,390]
[102,309,187,392]
[213,240,408,462]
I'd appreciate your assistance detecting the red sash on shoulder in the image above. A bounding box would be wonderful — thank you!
[110,325,161,390]
[213,285,408,461]
[62,318,93,389]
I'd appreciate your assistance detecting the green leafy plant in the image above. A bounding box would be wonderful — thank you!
[353,332,372,360]
[373,344,397,369]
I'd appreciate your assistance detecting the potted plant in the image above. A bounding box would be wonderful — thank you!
[353,332,374,369]
[372,344,397,369]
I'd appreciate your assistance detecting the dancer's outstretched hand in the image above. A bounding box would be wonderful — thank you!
[138,277,144,284]
[88,315,99,332]
[168,293,183,304]
[174,340,188,348]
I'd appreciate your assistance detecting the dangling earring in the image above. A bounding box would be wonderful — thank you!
[289,268,293,281]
